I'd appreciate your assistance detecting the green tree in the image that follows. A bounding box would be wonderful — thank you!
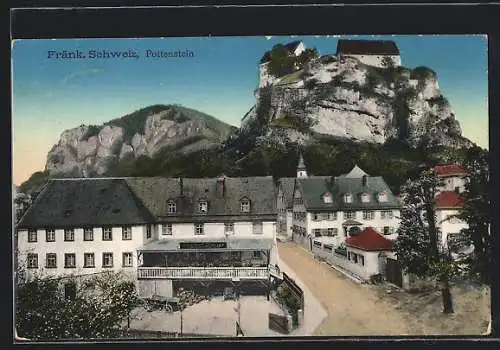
[393,170,457,313]
[296,48,319,69]
[455,146,491,284]
[267,44,296,78]
[16,271,139,340]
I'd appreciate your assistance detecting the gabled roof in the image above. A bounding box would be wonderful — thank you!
[16,178,155,229]
[297,175,400,211]
[433,164,467,177]
[435,191,464,209]
[260,40,304,63]
[336,39,400,56]
[127,176,277,221]
[339,165,369,178]
[345,227,393,251]
[277,177,296,209]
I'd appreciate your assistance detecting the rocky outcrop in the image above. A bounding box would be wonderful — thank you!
[45,105,236,177]
[248,54,472,149]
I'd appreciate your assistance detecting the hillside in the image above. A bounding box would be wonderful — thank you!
[43,104,236,178]
[243,54,472,150]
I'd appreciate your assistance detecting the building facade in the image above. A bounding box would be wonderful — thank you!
[290,157,401,251]
[16,176,279,298]
[336,39,402,68]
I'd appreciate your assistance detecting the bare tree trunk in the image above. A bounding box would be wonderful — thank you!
[441,277,454,314]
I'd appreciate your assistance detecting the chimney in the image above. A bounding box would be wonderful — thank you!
[179,178,184,196]
[217,174,226,197]
[362,175,368,187]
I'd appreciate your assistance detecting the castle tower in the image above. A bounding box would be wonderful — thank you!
[297,152,308,178]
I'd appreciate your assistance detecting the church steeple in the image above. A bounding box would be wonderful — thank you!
[297,152,308,178]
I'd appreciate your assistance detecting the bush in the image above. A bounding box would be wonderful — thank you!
[410,66,437,80]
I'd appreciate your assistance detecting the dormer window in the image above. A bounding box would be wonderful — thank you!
[167,200,176,214]
[360,193,370,203]
[377,192,388,202]
[343,193,353,203]
[198,200,208,213]
[323,192,333,204]
[240,198,250,213]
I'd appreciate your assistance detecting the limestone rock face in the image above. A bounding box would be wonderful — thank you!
[44,105,235,177]
[246,55,471,149]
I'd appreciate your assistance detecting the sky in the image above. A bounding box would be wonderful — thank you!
[11,35,488,185]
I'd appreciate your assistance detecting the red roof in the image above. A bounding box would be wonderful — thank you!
[433,164,467,177]
[345,227,393,252]
[435,191,464,209]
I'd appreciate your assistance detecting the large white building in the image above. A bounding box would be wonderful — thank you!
[16,176,279,298]
[336,39,402,68]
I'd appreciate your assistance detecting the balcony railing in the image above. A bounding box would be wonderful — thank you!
[137,266,269,280]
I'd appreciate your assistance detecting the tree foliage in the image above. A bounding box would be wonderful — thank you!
[393,170,457,313]
[455,146,491,284]
[267,44,297,78]
[295,48,319,69]
[16,272,139,340]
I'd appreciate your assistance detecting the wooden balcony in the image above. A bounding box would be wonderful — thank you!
[137,266,270,280]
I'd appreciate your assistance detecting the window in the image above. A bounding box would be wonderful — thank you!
[324,244,333,251]
[323,193,333,203]
[195,223,204,235]
[84,253,95,268]
[240,198,250,213]
[253,251,262,259]
[253,222,263,235]
[27,253,38,268]
[360,193,370,203]
[224,223,234,234]
[377,192,388,202]
[344,211,356,220]
[343,193,353,203]
[64,229,74,242]
[327,228,337,236]
[352,253,358,264]
[313,213,319,221]
[313,241,322,248]
[146,225,152,239]
[383,226,391,235]
[64,253,76,268]
[102,227,112,241]
[380,210,394,219]
[313,229,321,237]
[454,186,460,193]
[167,200,177,214]
[122,226,132,240]
[46,253,57,268]
[45,229,55,242]
[328,212,337,220]
[122,252,133,267]
[84,227,94,241]
[359,255,365,266]
[198,200,208,213]
[102,253,113,268]
[162,223,172,235]
[363,211,374,220]
[28,230,37,243]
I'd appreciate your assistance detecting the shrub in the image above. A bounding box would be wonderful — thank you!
[410,66,437,80]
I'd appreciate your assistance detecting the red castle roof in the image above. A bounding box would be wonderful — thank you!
[345,227,393,251]
[435,190,464,209]
[433,164,467,177]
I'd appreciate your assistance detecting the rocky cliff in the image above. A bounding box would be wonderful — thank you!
[244,54,472,149]
[45,105,236,177]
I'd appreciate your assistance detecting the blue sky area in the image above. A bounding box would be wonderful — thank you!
[12,35,488,184]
